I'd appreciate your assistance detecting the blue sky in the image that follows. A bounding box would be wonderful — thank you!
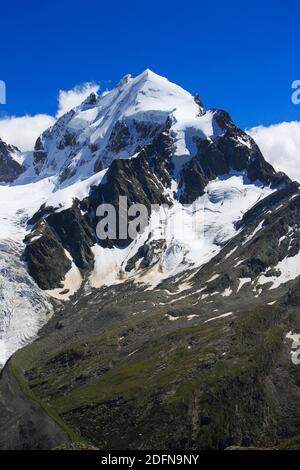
[0,0,299,129]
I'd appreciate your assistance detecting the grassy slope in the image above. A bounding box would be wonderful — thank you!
[9,302,300,449]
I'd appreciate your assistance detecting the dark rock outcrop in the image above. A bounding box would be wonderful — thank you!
[0,137,24,182]
[46,202,95,269]
[32,137,48,175]
[24,221,72,290]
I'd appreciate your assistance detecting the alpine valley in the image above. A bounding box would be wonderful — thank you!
[1,70,300,450]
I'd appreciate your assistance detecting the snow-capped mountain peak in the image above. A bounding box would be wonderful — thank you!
[31,69,209,184]
[22,67,291,297]
[0,69,294,369]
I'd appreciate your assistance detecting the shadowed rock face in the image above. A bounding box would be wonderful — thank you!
[0,138,24,182]
[193,111,290,189]
[89,130,173,220]
[24,221,72,290]
[45,203,95,269]
[179,158,208,204]
[107,120,132,153]
[24,203,96,289]
[0,362,70,450]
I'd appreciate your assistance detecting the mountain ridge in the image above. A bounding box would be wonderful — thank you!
[15,70,293,296]
[1,70,300,450]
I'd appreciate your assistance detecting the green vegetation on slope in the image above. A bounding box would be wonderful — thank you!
[8,301,298,450]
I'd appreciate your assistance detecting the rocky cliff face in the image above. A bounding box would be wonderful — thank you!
[0,138,24,182]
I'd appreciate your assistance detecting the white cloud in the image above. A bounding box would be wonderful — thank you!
[56,82,100,118]
[0,82,100,151]
[247,121,300,183]
[0,114,55,152]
